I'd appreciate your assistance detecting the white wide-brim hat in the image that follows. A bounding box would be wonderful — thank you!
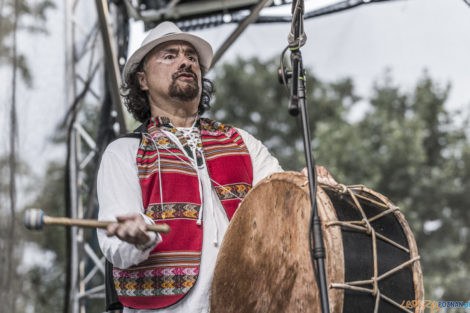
[123,21,213,80]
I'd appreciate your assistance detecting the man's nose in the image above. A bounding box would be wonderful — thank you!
[177,55,192,70]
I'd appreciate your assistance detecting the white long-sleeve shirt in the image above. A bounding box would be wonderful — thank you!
[97,128,282,313]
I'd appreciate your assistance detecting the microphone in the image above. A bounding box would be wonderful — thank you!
[288,0,307,48]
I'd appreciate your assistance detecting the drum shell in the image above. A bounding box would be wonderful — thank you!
[210,171,423,313]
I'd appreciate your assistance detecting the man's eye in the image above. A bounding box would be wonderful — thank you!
[164,55,174,59]
[188,56,197,62]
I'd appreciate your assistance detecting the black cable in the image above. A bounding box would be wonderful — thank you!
[279,52,317,287]
[308,166,320,284]
[279,45,290,95]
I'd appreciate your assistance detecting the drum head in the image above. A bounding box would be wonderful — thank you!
[210,172,423,313]
[210,172,343,313]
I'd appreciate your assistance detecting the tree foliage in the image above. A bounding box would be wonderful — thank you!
[210,57,358,170]
[1,1,57,312]
[18,162,67,313]
[211,57,470,300]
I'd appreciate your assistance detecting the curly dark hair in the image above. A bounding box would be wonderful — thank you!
[122,62,214,123]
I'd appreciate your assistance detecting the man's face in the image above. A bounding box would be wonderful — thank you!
[137,41,202,104]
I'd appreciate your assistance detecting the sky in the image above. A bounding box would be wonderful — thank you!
[1,0,470,203]
[199,0,470,114]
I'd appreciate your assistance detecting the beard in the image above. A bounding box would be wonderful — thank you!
[168,68,200,102]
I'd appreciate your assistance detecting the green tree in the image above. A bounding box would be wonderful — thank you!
[210,56,358,170]
[1,1,55,312]
[212,58,470,301]
[317,71,470,300]
[0,156,33,313]
[18,162,67,313]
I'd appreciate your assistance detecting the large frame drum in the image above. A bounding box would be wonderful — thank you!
[210,172,423,313]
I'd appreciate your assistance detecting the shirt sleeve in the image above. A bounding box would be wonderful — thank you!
[97,138,161,269]
[236,128,284,186]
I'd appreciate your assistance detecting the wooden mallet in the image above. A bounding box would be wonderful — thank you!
[23,208,170,233]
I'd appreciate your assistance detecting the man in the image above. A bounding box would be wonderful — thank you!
[97,21,335,312]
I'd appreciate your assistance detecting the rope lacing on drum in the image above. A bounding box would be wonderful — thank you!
[322,183,421,313]
[338,183,348,194]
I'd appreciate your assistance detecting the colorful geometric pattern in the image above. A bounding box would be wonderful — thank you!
[114,251,201,296]
[215,183,252,201]
[145,203,201,220]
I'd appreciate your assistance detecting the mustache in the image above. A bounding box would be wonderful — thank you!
[172,68,197,80]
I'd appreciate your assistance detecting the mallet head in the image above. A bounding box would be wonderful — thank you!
[24,208,45,230]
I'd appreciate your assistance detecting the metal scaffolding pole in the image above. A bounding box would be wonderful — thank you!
[63,0,127,312]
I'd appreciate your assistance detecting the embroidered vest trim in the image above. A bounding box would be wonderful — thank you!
[113,117,253,310]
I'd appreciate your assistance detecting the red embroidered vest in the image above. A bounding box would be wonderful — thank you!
[113,117,253,309]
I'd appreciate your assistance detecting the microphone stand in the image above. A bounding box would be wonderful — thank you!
[281,1,330,313]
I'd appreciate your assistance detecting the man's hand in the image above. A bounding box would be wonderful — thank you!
[106,213,151,246]
[301,165,338,186]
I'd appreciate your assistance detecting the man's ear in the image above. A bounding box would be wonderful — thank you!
[136,71,149,91]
